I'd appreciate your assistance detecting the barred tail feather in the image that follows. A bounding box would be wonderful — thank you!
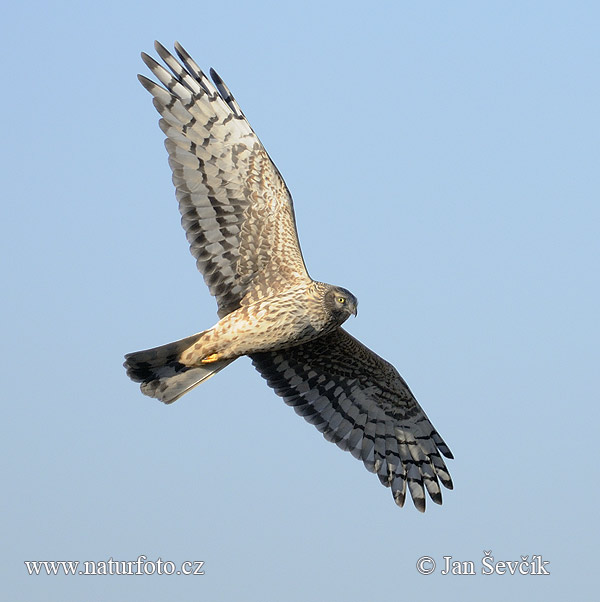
[124,332,235,404]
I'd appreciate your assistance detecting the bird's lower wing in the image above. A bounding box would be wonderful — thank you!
[250,328,453,511]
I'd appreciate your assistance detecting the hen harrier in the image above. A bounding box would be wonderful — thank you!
[125,42,453,511]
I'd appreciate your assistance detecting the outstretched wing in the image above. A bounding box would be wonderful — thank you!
[139,42,310,317]
[251,329,454,511]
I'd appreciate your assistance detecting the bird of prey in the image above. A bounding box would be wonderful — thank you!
[125,41,453,511]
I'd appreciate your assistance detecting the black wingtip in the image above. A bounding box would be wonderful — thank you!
[209,67,221,84]
[430,491,443,506]
[141,52,160,71]
[137,74,155,92]
[174,41,191,62]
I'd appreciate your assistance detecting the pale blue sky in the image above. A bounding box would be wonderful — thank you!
[2,1,598,600]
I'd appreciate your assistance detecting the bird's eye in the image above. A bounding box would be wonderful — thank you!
[337,297,346,304]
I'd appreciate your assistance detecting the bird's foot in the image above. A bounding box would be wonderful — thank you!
[201,353,222,364]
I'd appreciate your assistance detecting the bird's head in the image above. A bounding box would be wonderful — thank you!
[325,286,358,324]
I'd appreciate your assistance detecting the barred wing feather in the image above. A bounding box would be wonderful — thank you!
[251,328,454,511]
[139,42,309,317]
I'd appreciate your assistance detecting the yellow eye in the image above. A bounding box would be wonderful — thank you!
[337,297,346,304]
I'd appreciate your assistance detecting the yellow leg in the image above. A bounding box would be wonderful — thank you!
[201,353,222,364]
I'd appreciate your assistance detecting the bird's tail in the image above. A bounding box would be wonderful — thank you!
[124,332,235,404]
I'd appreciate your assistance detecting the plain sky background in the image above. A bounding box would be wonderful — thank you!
[2,1,598,600]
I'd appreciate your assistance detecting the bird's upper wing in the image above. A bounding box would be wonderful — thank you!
[251,328,453,511]
[139,42,310,317]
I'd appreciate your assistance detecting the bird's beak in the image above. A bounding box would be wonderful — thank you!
[352,305,358,317]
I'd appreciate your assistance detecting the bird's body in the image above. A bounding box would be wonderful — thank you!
[125,42,454,511]
[181,281,356,364]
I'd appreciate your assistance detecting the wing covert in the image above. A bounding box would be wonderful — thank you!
[251,328,454,511]
[139,42,310,317]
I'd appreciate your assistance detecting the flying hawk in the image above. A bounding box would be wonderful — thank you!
[125,42,454,511]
